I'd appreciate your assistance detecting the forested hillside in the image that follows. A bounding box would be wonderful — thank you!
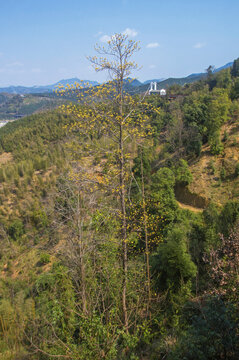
[0,93,66,120]
[0,36,239,359]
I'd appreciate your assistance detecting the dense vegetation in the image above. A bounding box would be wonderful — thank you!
[0,93,65,120]
[0,40,239,360]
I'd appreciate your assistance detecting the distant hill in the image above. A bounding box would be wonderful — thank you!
[0,79,99,94]
[129,73,207,94]
[0,93,65,120]
[127,78,142,87]
[53,78,99,88]
[152,72,206,88]
[133,62,234,93]
[214,62,233,72]
[0,61,234,95]
[143,78,165,84]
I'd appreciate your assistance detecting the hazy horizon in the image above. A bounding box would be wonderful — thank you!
[1,0,239,87]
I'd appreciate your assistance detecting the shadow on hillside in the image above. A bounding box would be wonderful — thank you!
[175,183,208,209]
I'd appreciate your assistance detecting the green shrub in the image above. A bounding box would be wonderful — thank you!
[220,166,226,180]
[223,130,229,142]
[8,219,24,241]
[174,159,193,185]
[168,298,239,360]
[234,163,239,177]
[39,252,51,265]
[0,168,6,182]
[30,205,49,230]
[210,136,224,155]
[152,226,197,292]
[219,200,239,236]
[208,159,216,174]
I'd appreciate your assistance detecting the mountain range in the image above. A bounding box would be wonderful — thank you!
[0,79,99,95]
[0,62,233,95]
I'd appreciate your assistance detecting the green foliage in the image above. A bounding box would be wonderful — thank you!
[30,203,49,230]
[182,87,230,155]
[8,219,24,241]
[230,99,239,122]
[0,93,65,120]
[0,168,6,182]
[150,167,178,226]
[209,132,224,155]
[219,201,239,236]
[39,252,51,265]
[220,166,226,180]
[74,314,119,360]
[231,77,239,100]
[223,130,229,142]
[231,57,239,78]
[184,125,202,157]
[32,263,76,349]
[183,91,209,136]
[132,146,152,191]
[169,298,239,360]
[208,159,216,174]
[174,159,193,185]
[206,88,230,136]
[151,167,175,192]
[152,226,197,292]
[215,68,232,89]
[0,111,69,159]
[202,203,221,251]
[1,53,239,359]
[235,162,239,177]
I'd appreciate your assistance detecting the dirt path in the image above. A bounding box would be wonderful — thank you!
[176,200,204,213]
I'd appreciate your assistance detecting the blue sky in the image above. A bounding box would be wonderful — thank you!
[0,0,239,86]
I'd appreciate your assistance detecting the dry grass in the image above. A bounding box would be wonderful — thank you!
[188,122,239,206]
[0,152,13,165]
[176,200,203,213]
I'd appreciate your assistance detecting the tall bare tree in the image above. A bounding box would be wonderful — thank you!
[58,33,155,331]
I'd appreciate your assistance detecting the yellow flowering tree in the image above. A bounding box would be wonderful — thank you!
[58,33,159,331]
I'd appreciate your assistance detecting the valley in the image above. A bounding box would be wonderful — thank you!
[0,45,239,359]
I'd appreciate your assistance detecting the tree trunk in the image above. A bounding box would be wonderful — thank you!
[77,192,87,315]
[119,68,129,331]
[120,122,129,332]
[140,148,151,316]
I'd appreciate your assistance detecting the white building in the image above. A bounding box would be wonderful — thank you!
[160,88,166,96]
[149,82,167,96]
